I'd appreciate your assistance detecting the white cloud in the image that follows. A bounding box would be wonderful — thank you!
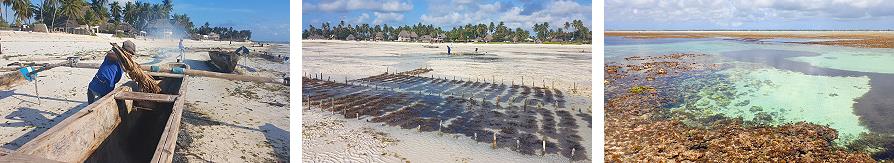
[606,0,894,28]
[373,12,405,25]
[355,13,371,24]
[453,0,474,4]
[312,0,413,12]
[420,0,591,31]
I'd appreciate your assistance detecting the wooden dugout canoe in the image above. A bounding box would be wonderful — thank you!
[208,51,240,73]
[0,63,190,163]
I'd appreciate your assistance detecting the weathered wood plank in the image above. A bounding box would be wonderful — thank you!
[16,87,130,162]
[0,152,65,163]
[115,91,179,103]
[147,72,185,78]
[150,69,190,163]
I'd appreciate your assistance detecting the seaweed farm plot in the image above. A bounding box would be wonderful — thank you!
[302,68,592,161]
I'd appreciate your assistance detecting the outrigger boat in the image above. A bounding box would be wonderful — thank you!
[208,51,240,73]
[0,63,190,163]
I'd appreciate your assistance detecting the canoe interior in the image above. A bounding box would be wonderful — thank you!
[84,75,183,163]
[208,51,239,73]
[8,63,189,163]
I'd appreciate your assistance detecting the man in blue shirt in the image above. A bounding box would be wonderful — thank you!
[87,41,135,104]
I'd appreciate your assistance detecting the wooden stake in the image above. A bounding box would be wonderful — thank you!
[492,132,497,149]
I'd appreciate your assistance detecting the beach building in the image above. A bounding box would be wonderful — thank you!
[209,32,220,40]
[397,30,417,42]
[374,32,385,41]
[346,34,357,41]
[484,34,494,43]
[147,19,175,39]
[420,35,432,43]
[309,34,325,40]
[550,37,565,42]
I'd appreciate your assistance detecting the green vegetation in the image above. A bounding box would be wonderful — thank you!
[3,0,249,40]
[629,85,656,94]
[302,19,591,44]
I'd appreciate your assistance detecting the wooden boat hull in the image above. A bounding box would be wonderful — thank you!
[208,51,239,73]
[3,63,190,163]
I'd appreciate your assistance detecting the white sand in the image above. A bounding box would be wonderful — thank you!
[302,40,593,162]
[0,31,289,162]
[302,40,593,97]
[302,109,576,163]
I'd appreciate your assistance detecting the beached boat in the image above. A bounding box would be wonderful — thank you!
[208,51,240,73]
[0,63,190,163]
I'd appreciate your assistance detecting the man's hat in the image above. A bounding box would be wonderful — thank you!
[122,40,136,54]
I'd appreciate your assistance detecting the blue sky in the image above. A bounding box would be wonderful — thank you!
[10,0,289,42]
[302,0,592,32]
[606,0,894,30]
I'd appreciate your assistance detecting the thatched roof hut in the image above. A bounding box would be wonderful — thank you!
[346,34,357,41]
[374,32,385,41]
[420,35,432,43]
[550,37,565,42]
[63,20,81,29]
[309,34,325,40]
[397,30,414,42]
[484,34,494,42]
[433,33,446,43]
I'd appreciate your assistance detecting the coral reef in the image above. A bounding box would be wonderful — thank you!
[604,53,875,162]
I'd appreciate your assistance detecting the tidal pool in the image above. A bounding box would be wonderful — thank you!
[606,36,894,145]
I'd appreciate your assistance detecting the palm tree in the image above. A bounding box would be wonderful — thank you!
[11,0,32,25]
[45,0,59,29]
[60,0,86,24]
[109,1,120,24]
[89,0,107,25]
[161,0,172,18]
[2,0,11,25]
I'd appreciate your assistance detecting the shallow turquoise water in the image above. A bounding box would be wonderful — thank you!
[606,37,894,145]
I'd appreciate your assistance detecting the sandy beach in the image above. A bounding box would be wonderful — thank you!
[302,40,593,97]
[302,40,593,162]
[0,31,289,162]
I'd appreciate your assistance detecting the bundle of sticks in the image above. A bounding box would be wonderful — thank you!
[110,43,161,93]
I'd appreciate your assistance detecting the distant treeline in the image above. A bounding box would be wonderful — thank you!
[606,29,894,31]
[303,20,591,44]
[1,0,250,41]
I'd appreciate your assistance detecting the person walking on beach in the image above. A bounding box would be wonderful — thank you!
[87,41,134,104]
[447,45,451,55]
[178,39,185,62]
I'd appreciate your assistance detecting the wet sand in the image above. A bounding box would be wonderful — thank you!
[303,40,593,162]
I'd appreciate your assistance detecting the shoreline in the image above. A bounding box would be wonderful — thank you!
[605,31,894,48]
